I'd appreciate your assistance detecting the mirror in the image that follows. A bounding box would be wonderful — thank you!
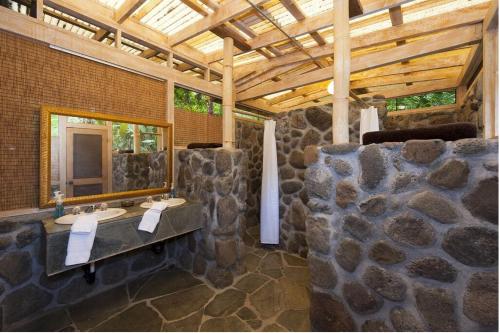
[40,106,172,208]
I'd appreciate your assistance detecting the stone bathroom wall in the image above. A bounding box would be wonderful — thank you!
[0,214,195,331]
[112,150,167,192]
[176,148,247,288]
[304,138,498,331]
[275,97,387,256]
[383,110,458,130]
[235,120,264,247]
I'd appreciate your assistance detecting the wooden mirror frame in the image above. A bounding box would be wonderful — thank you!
[40,105,173,208]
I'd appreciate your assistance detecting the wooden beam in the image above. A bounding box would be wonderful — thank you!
[333,0,350,143]
[169,0,267,46]
[367,79,457,99]
[349,0,364,17]
[0,5,222,97]
[36,0,43,20]
[236,24,482,100]
[456,43,482,86]
[234,4,488,80]
[115,29,122,48]
[280,0,305,20]
[386,104,458,117]
[482,0,498,138]
[223,37,234,147]
[115,0,147,24]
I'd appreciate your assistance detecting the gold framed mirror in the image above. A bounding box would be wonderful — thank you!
[40,105,173,208]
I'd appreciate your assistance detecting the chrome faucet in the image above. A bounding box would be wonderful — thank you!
[84,204,96,214]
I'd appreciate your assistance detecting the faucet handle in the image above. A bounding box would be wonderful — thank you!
[99,203,108,211]
[72,206,81,215]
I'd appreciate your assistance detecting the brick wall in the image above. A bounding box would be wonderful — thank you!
[0,30,166,211]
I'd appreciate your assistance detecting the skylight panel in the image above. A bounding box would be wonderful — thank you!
[297,0,332,17]
[140,0,204,36]
[97,0,126,9]
[403,0,490,23]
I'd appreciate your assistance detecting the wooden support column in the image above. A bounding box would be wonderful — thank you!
[165,51,175,186]
[115,29,122,49]
[332,0,351,143]
[456,85,467,107]
[482,1,498,138]
[223,37,234,148]
[36,0,44,20]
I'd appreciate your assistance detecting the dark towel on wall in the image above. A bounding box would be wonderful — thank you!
[362,122,477,145]
[187,143,223,149]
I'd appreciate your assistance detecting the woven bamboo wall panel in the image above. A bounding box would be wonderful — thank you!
[0,31,166,211]
[174,109,222,146]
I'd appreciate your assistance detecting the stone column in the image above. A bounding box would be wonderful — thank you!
[176,148,247,288]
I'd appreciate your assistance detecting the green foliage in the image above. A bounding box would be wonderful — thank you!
[112,123,134,151]
[174,86,222,115]
[387,90,456,112]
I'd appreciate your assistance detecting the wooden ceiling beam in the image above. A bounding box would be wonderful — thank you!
[234,4,488,80]
[456,43,483,86]
[236,24,482,100]
[115,0,147,24]
[169,0,268,46]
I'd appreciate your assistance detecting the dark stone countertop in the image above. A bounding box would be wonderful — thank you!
[42,201,203,276]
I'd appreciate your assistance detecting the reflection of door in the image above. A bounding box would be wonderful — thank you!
[66,128,108,197]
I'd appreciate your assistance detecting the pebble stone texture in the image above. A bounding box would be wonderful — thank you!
[383,110,458,131]
[304,138,498,331]
[7,245,311,332]
[112,150,167,192]
[176,148,248,289]
[275,97,387,256]
[235,120,265,248]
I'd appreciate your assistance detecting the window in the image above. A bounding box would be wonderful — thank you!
[387,90,456,112]
[174,86,222,115]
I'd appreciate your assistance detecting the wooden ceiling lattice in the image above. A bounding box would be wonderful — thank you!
[4,0,494,113]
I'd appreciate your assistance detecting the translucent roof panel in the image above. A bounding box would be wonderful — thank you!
[43,7,98,39]
[296,0,333,17]
[97,0,126,9]
[186,31,223,54]
[140,0,205,36]
[403,0,490,23]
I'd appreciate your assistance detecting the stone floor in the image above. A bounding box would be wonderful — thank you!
[17,246,311,332]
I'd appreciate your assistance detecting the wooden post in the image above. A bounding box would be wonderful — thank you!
[165,51,175,151]
[204,67,210,81]
[332,0,351,143]
[36,0,43,20]
[483,1,498,138]
[223,37,234,148]
[115,29,122,49]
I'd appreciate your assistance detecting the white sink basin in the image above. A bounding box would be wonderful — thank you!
[55,208,127,225]
[140,198,186,209]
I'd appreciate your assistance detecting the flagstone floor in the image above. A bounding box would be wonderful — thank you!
[20,246,311,332]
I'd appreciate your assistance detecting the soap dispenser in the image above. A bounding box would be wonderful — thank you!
[170,182,176,198]
[53,191,65,219]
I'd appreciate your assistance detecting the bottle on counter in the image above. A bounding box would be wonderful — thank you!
[53,191,65,219]
[170,183,176,198]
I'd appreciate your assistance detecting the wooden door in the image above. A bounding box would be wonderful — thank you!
[66,127,108,197]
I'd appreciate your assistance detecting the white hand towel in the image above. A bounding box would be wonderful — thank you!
[65,215,98,266]
[71,214,96,234]
[138,209,163,233]
[150,201,168,212]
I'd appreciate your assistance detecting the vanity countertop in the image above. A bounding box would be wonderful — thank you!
[43,201,203,276]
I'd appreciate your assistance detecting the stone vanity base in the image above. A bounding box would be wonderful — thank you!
[304,138,498,331]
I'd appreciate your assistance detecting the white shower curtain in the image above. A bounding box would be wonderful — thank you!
[260,120,280,244]
[360,106,380,144]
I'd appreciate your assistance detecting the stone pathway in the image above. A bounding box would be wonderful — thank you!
[17,246,311,332]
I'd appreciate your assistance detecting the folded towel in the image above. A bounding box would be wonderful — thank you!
[150,201,168,212]
[71,214,96,234]
[138,203,167,233]
[65,215,98,266]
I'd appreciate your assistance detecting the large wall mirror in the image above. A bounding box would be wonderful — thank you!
[40,106,173,208]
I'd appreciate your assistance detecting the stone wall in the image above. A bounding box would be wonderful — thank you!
[304,138,498,331]
[176,148,247,288]
[0,215,195,330]
[383,110,458,130]
[235,120,264,247]
[112,151,167,192]
[275,97,387,256]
